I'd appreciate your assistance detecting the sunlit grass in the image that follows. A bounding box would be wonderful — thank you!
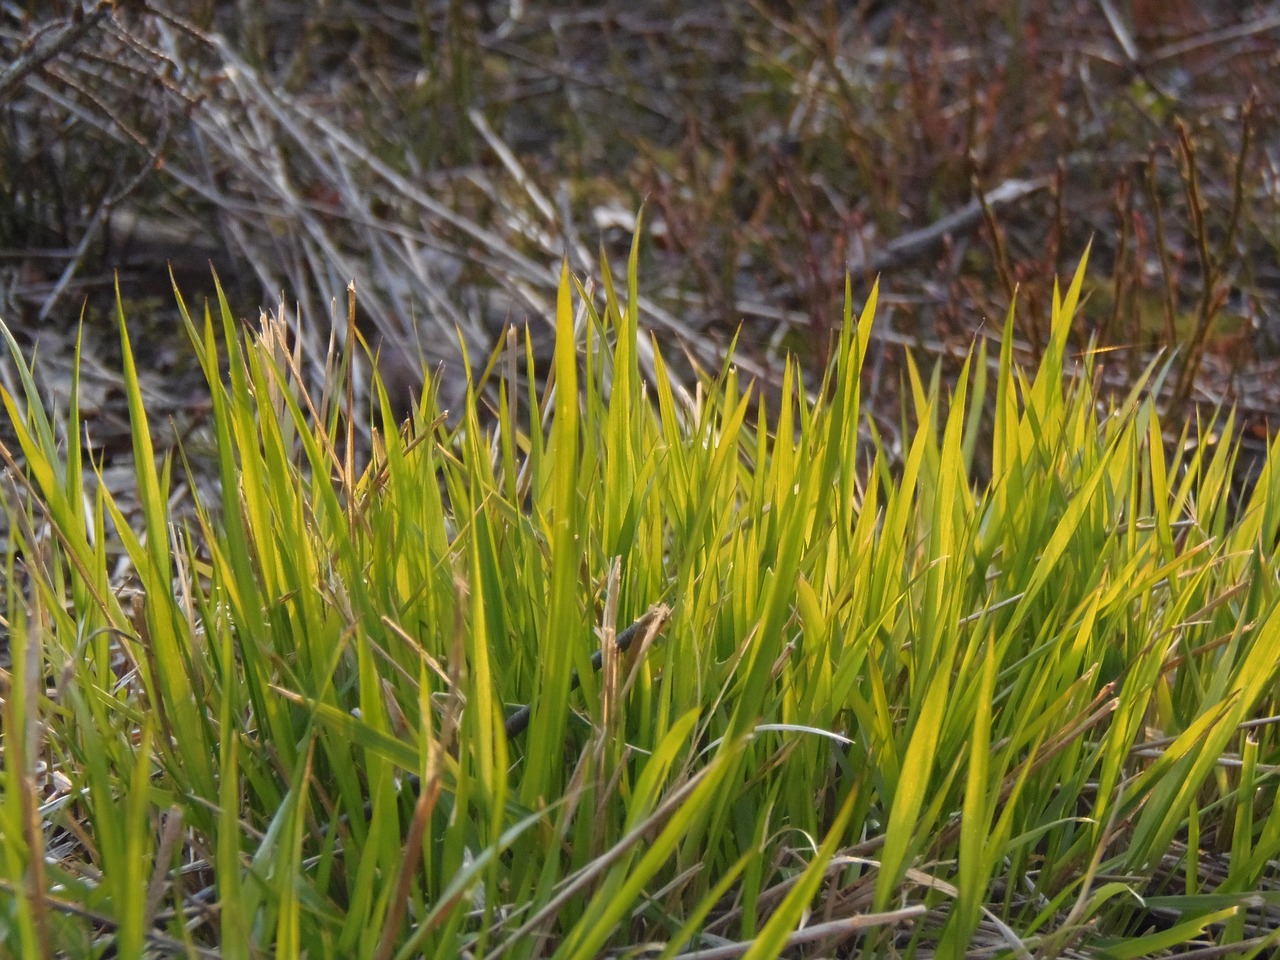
[1,237,1278,957]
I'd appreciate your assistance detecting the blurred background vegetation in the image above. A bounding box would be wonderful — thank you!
[1,0,1278,480]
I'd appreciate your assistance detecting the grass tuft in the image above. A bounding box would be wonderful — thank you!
[1,248,1279,956]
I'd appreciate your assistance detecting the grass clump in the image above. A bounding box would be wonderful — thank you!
[1,240,1280,958]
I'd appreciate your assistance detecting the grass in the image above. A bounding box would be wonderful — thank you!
[1,239,1279,957]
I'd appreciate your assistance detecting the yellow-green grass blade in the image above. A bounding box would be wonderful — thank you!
[741,781,859,960]
[558,733,739,960]
[523,261,586,808]
[1096,906,1238,959]
[873,664,950,911]
[114,302,217,803]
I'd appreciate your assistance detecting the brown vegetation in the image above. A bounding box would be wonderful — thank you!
[1,0,1279,469]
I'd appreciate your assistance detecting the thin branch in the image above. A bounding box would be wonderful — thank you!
[0,3,113,102]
